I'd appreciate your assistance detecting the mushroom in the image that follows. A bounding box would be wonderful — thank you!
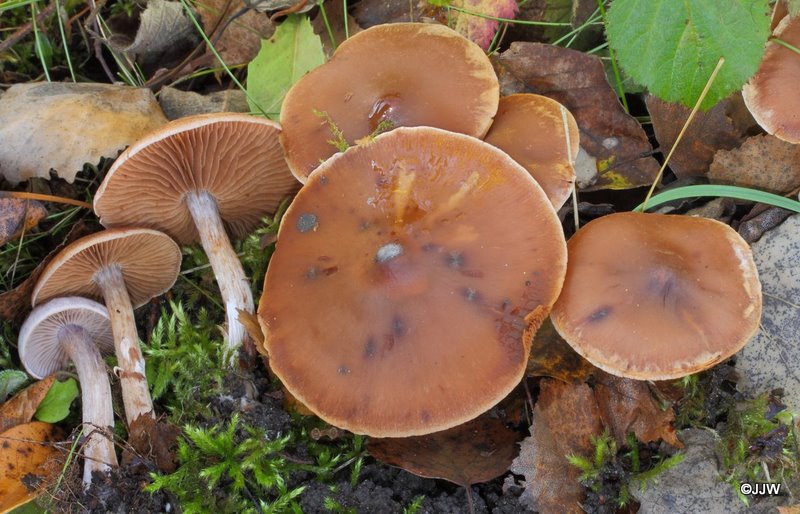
[31,228,182,425]
[742,14,800,144]
[550,212,762,380]
[18,297,117,486]
[483,93,580,210]
[93,113,298,365]
[258,126,567,437]
[280,22,500,181]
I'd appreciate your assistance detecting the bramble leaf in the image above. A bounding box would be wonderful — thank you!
[606,0,771,110]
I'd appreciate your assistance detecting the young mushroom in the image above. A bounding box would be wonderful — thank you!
[280,22,500,181]
[550,212,762,380]
[18,297,117,486]
[483,94,580,210]
[93,113,298,365]
[259,127,567,437]
[31,228,182,425]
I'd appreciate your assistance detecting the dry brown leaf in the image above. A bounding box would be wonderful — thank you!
[158,86,249,120]
[123,415,180,473]
[0,421,65,513]
[0,198,46,246]
[510,379,603,513]
[709,134,800,194]
[352,0,442,28]
[0,83,167,185]
[593,371,681,448]
[646,95,743,178]
[197,0,274,65]
[493,42,660,191]
[0,375,56,434]
[527,318,597,384]
[311,0,361,56]
[367,412,523,487]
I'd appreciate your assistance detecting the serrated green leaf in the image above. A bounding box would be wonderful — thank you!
[33,377,78,423]
[0,369,29,402]
[606,0,771,110]
[246,14,325,120]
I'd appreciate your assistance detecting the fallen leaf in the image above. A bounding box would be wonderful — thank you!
[246,14,326,119]
[493,42,660,191]
[0,83,167,185]
[123,415,181,473]
[0,199,46,247]
[450,0,519,50]
[510,379,603,513]
[158,86,249,120]
[108,0,200,72]
[33,377,78,424]
[0,376,55,434]
[737,214,800,413]
[367,412,524,487]
[311,0,362,56]
[593,371,681,447]
[527,318,597,384]
[708,135,800,194]
[631,429,744,514]
[352,0,442,28]
[738,203,795,244]
[197,0,274,65]
[0,422,65,513]
[646,95,743,178]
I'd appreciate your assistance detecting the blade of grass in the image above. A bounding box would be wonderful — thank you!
[343,0,349,39]
[772,36,800,55]
[633,185,800,213]
[317,0,337,50]
[596,0,627,111]
[445,5,575,25]
[31,2,52,81]
[54,0,76,82]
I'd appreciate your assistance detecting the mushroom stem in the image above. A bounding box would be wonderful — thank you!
[186,191,254,365]
[59,324,118,486]
[94,265,154,425]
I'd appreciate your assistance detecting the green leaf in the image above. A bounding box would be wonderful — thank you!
[606,0,771,110]
[246,14,325,120]
[0,369,29,402]
[33,377,78,423]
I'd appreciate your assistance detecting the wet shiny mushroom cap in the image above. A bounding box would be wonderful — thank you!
[280,23,500,181]
[31,228,182,308]
[742,14,800,144]
[94,113,299,245]
[551,212,762,380]
[259,127,567,437]
[483,94,579,210]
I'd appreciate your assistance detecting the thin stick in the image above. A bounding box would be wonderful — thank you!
[1,191,92,209]
[560,104,579,232]
[640,57,725,211]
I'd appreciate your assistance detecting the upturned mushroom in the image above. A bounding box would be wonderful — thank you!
[31,228,182,425]
[18,297,117,486]
[483,94,580,210]
[259,127,567,437]
[279,22,500,181]
[94,113,298,364]
[550,212,762,380]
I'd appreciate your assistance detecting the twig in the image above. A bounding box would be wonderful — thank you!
[1,191,93,209]
[0,2,57,54]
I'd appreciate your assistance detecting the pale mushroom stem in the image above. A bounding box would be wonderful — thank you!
[59,324,118,486]
[94,265,154,425]
[186,190,254,366]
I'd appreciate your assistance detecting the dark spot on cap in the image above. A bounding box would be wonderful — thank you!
[525,280,532,286]
[463,287,479,302]
[359,220,371,230]
[337,365,350,376]
[588,306,611,322]
[446,251,465,269]
[305,267,318,279]
[323,266,339,276]
[421,243,440,252]
[318,255,332,262]
[296,213,318,233]
[319,175,329,185]
[460,269,484,278]
[2,441,9,448]
[364,338,377,359]
[420,410,431,423]
[392,316,407,337]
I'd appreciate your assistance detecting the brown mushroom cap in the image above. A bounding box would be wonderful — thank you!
[94,113,298,245]
[279,23,500,182]
[550,212,762,380]
[742,14,800,144]
[483,94,580,209]
[259,127,567,437]
[31,228,181,307]
[19,297,114,379]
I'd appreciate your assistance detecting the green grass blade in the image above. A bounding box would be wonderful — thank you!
[634,185,800,213]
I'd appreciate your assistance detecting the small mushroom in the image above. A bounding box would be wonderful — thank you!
[742,14,800,144]
[18,297,117,486]
[31,228,182,425]
[483,94,580,210]
[280,22,500,181]
[93,113,298,365]
[550,212,762,380]
[259,126,567,437]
